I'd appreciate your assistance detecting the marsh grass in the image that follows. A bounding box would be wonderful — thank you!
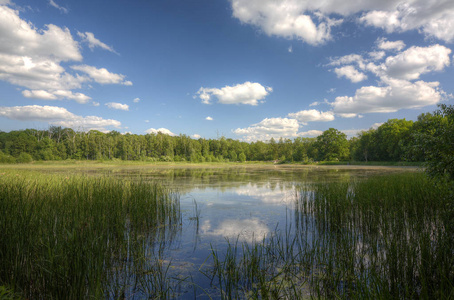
[0,170,181,299]
[206,173,454,299]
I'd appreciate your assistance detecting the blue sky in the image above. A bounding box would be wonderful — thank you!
[0,0,453,141]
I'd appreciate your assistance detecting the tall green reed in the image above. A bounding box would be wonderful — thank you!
[206,172,453,299]
[0,170,181,299]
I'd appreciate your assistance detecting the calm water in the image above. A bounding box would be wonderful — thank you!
[15,164,417,298]
[97,165,415,298]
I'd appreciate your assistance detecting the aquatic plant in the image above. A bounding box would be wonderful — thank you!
[0,171,181,299]
[206,173,454,299]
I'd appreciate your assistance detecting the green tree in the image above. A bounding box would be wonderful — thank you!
[355,129,376,162]
[238,152,246,162]
[315,128,349,161]
[374,119,413,161]
[412,104,454,180]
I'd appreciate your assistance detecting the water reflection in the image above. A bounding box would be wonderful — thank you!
[200,218,269,243]
[13,164,418,298]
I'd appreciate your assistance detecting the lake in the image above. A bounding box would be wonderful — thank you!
[84,164,418,298]
[6,163,442,299]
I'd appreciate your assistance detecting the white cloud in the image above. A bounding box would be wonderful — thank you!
[205,116,213,121]
[0,5,88,96]
[331,79,443,114]
[145,128,176,136]
[334,66,368,82]
[92,102,100,107]
[287,109,335,124]
[133,97,140,103]
[288,45,293,53]
[328,44,451,116]
[233,117,299,141]
[0,105,121,131]
[328,54,366,70]
[196,82,272,105]
[231,0,454,44]
[377,38,405,51]
[230,0,342,45]
[49,0,68,14]
[360,10,401,33]
[77,31,118,54]
[22,89,91,104]
[0,54,88,91]
[0,6,81,62]
[298,130,323,137]
[192,134,201,139]
[105,102,129,111]
[22,90,57,100]
[368,51,386,61]
[359,2,454,42]
[383,44,451,80]
[337,113,359,118]
[71,65,132,85]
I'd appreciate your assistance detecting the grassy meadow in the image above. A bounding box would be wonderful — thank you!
[0,165,452,299]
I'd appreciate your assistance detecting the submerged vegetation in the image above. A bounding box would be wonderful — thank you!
[0,167,452,298]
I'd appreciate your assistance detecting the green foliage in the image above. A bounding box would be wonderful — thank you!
[0,105,451,167]
[16,152,33,163]
[0,151,15,163]
[411,104,454,180]
[315,128,349,161]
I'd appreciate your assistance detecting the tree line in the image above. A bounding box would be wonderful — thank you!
[0,105,453,175]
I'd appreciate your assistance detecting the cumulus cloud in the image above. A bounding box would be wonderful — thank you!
[327,43,451,116]
[287,109,335,124]
[233,117,299,141]
[328,54,366,70]
[105,102,129,111]
[133,97,140,103]
[205,116,213,121]
[49,0,68,14]
[230,0,454,43]
[22,89,91,104]
[383,44,451,80]
[192,134,201,139]
[0,5,85,93]
[331,79,443,115]
[0,6,81,62]
[298,130,323,137]
[77,31,118,54]
[71,65,132,85]
[196,82,272,105]
[230,0,342,45]
[368,51,386,61]
[337,113,359,118]
[0,5,130,104]
[359,1,454,42]
[0,105,121,131]
[334,66,368,82]
[145,128,176,136]
[377,38,405,51]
